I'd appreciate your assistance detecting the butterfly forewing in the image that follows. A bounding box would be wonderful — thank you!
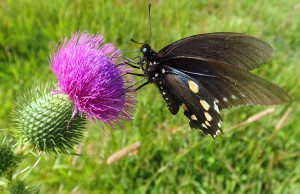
[159,56,290,109]
[158,32,273,71]
[160,66,222,136]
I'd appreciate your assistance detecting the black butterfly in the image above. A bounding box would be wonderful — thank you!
[126,32,290,137]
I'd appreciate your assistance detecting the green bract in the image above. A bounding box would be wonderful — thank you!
[8,180,37,194]
[0,143,21,179]
[14,89,86,153]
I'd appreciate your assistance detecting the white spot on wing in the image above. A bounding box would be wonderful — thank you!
[162,69,165,73]
[214,101,220,114]
[201,123,208,129]
[217,121,222,128]
[214,130,221,138]
[155,73,159,77]
[231,95,237,99]
[223,97,228,102]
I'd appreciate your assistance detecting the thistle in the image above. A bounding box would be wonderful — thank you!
[0,140,22,179]
[13,32,136,153]
[8,179,38,194]
[50,32,135,124]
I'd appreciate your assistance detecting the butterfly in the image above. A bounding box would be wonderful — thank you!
[126,32,290,137]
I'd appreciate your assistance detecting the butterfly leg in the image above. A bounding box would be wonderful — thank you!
[126,72,145,77]
[123,61,141,69]
[118,79,148,97]
[123,56,143,65]
[134,82,150,91]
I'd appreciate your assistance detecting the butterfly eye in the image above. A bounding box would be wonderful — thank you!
[142,47,147,53]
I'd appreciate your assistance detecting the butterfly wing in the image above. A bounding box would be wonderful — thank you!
[157,32,273,71]
[159,56,290,109]
[156,82,181,115]
[155,66,222,137]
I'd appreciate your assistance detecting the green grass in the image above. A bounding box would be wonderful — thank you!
[1,0,300,193]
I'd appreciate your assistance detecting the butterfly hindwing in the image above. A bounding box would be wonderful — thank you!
[158,32,272,71]
[156,81,181,115]
[159,56,290,109]
[157,65,222,137]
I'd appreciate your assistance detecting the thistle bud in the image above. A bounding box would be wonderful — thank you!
[14,89,86,153]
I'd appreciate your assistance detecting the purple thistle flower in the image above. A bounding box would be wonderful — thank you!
[50,32,135,125]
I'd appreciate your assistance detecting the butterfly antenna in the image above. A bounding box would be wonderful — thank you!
[130,38,144,44]
[121,50,140,53]
[130,2,152,45]
[147,0,152,44]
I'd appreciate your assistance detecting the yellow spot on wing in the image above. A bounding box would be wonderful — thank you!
[205,121,211,127]
[201,123,208,129]
[204,112,212,121]
[191,115,198,121]
[200,100,210,111]
[188,80,199,93]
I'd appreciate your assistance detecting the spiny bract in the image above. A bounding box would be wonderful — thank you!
[14,92,86,153]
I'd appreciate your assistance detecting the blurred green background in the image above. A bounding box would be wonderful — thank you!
[0,0,299,193]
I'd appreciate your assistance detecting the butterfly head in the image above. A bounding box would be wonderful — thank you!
[140,44,159,77]
[141,44,157,62]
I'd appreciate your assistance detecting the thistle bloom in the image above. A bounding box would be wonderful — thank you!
[50,32,135,125]
[13,32,135,152]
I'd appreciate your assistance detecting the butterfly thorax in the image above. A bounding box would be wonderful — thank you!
[140,44,160,81]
